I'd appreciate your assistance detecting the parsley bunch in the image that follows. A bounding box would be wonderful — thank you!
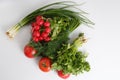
[52,33,90,75]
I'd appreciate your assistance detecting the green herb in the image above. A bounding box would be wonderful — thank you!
[52,33,90,75]
[49,17,70,40]
[29,31,69,59]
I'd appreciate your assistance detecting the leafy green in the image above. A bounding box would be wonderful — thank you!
[52,33,90,75]
[49,17,70,40]
[29,30,69,59]
[41,31,69,59]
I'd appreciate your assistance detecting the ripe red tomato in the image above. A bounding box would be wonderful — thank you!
[57,70,70,79]
[24,45,37,58]
[39,57,51,72]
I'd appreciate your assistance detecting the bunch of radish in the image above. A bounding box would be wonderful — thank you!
[31,16,51,42]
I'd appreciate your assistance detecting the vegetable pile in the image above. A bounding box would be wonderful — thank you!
[6,1,94,79]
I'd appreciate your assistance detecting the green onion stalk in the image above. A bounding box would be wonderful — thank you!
[6,1,94,38]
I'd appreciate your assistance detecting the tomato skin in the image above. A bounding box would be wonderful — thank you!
[24,45,36,58]
[57,70,70,79]
[39,57,51,72]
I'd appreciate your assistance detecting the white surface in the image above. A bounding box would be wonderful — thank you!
[0,0,120,80]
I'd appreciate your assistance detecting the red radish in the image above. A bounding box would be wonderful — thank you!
[36,19,44,26]
[39,36,43,41]
[31,16,51,42]
[41,32,48,39]
[31,27,35,33]
[44,21,50,27]
[33,37,39,42]
[36,15,42,21]
[44,36,51,42]
[33,31,40,37]
[34,25,40,31]
[45,27,51,33]
[31,22,37,27]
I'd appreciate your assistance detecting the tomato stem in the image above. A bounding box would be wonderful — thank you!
[42,62,47,67]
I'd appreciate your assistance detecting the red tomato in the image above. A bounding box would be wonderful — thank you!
[39,57,51,72]
[57,70,70,79]
[24,45,36,58]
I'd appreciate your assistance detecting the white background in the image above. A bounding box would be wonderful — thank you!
[0,0,120,80]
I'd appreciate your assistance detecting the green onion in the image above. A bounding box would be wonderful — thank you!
[6,1,94,38]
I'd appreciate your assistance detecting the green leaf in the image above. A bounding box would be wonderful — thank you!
[52,34,90,75]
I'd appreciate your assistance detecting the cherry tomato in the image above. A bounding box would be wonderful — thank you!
[39,57,51,72]
[57,70,70,79]
[44,21,50,27]
[24,45,36,58]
